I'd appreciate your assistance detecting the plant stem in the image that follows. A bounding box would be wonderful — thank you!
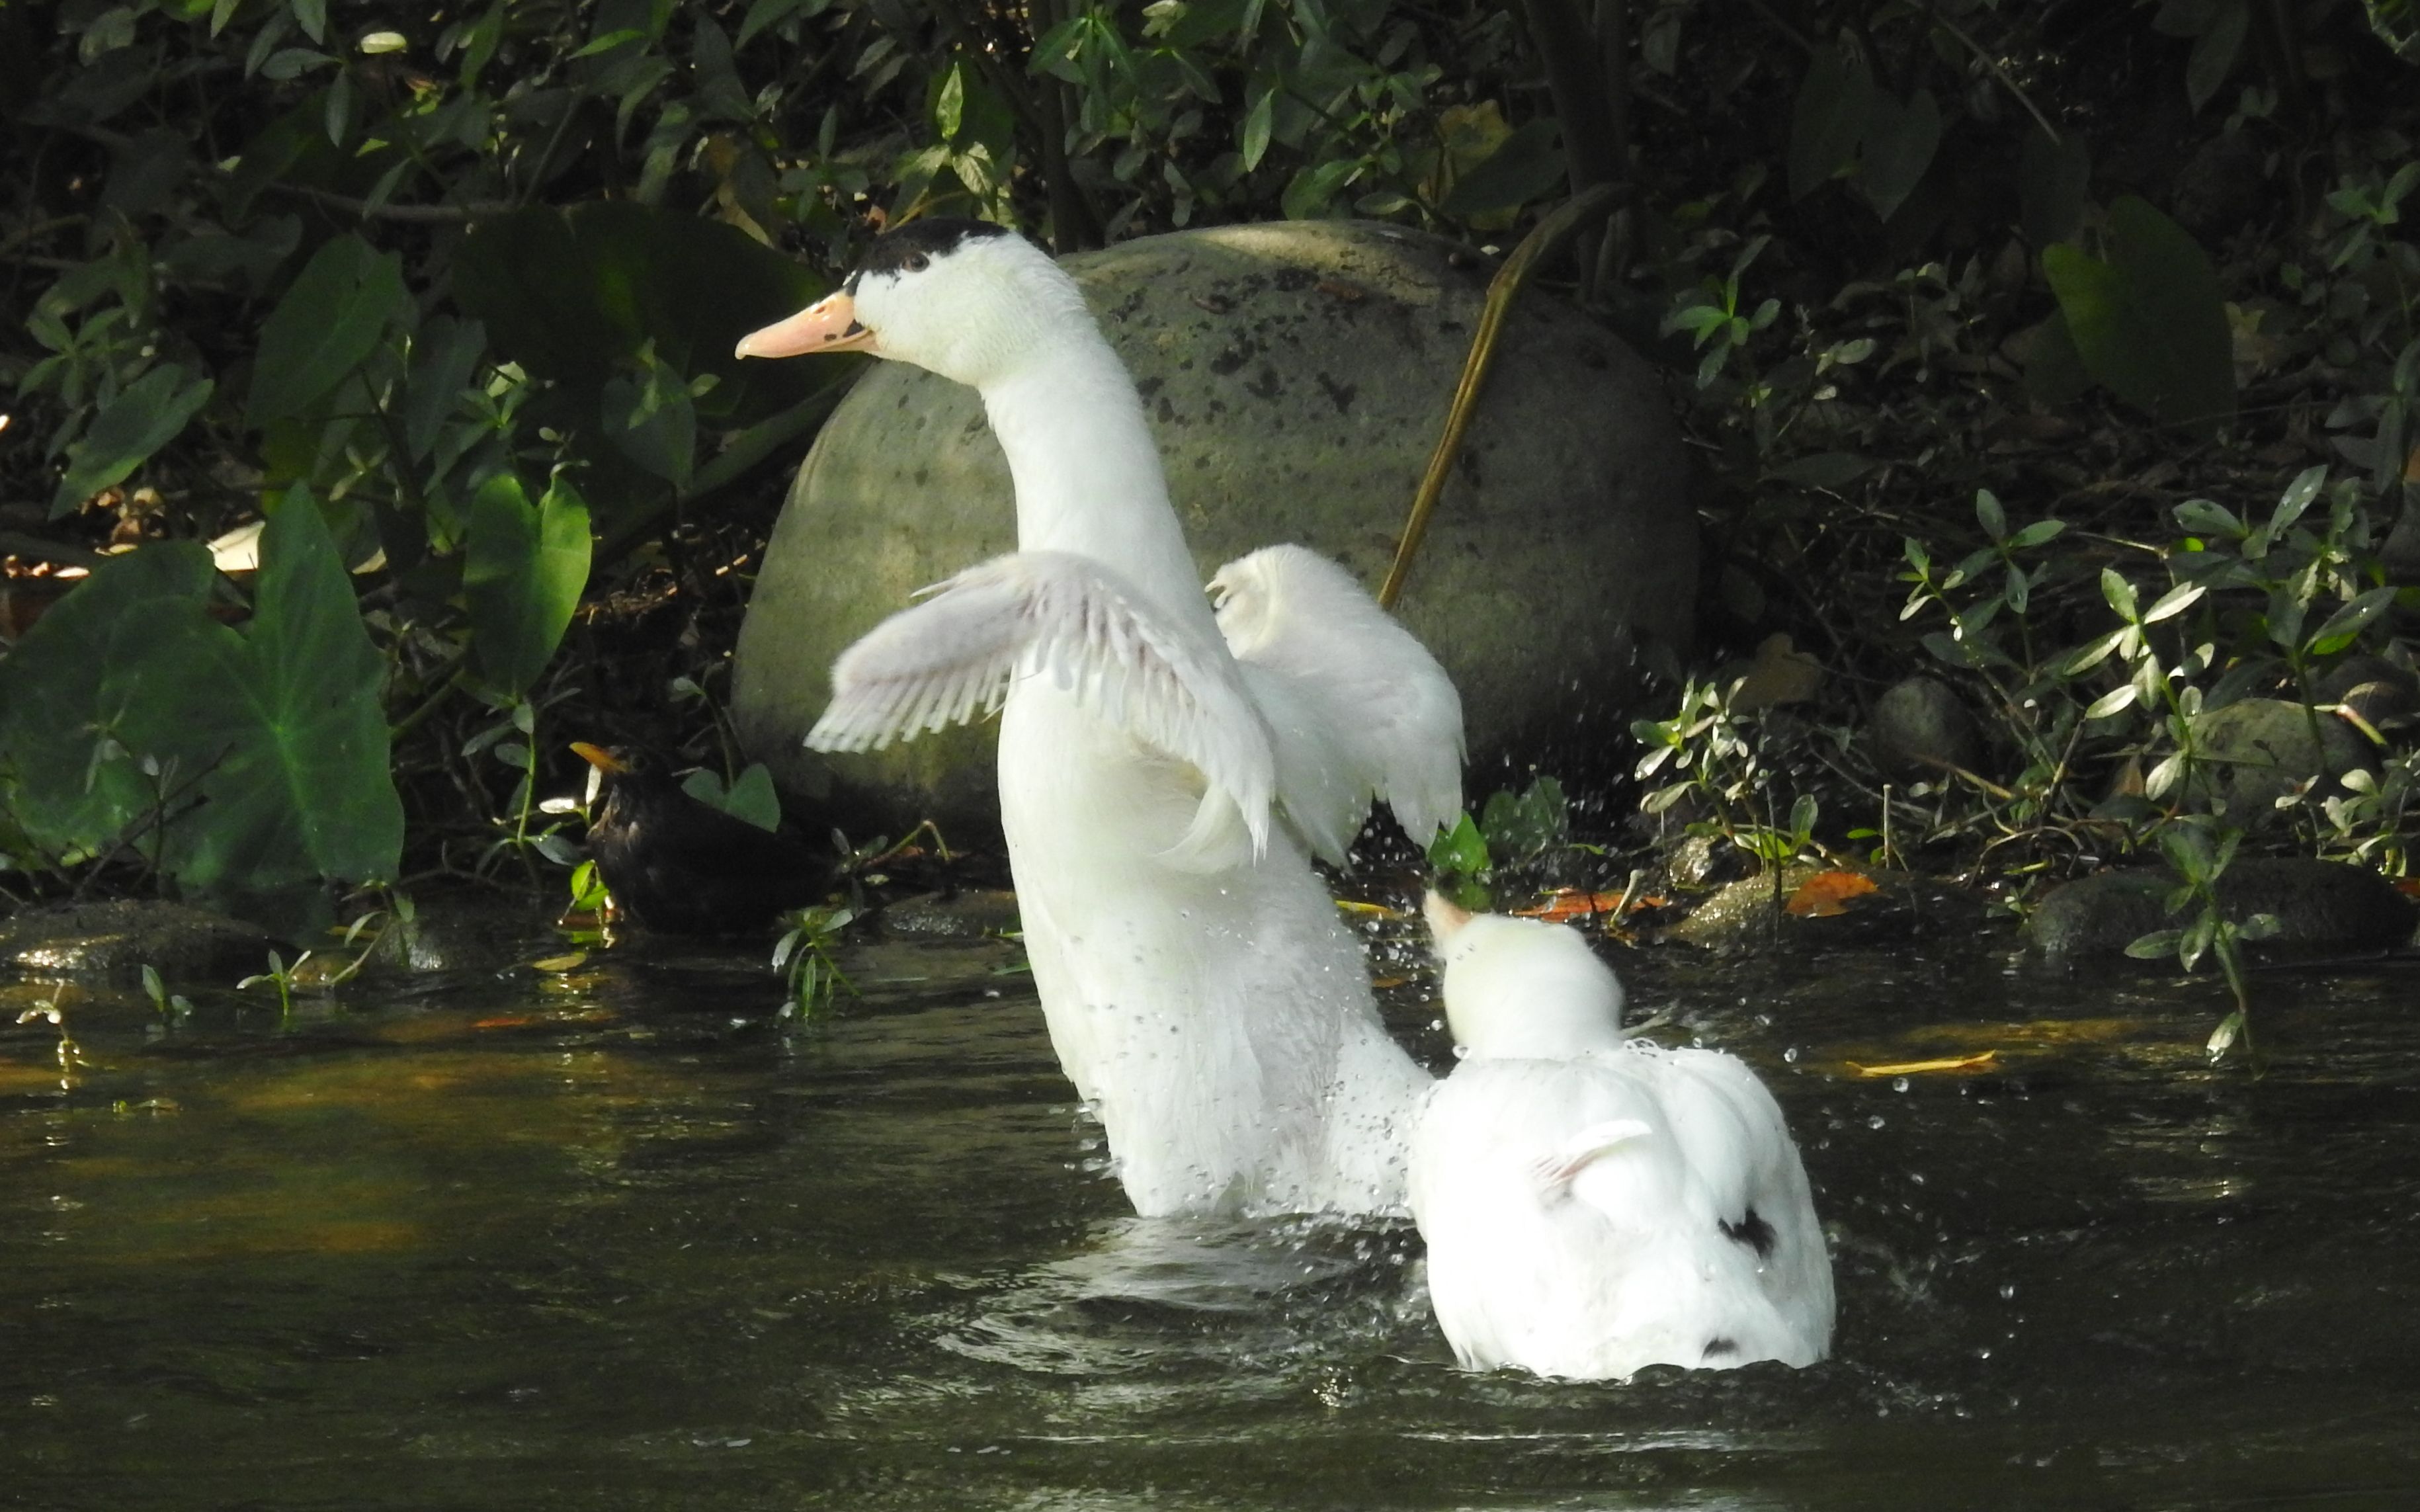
[1378,182,1623,609]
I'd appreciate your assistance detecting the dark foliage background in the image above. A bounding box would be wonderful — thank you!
[1,0,2415,935]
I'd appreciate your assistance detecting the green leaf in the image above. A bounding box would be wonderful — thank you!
[2041,197,2236,435]
[2304,585,2398,656]
[2173,498,2244,536]
[2085,684,2140,719]
[1480,778,1567,863]
[1788,42,1872,200]
[1856,88,1940,221]
[0,544,226,856]
[1239,82,1274,173]
[165,491,405,924]
[454,202,835,431]
[2008,518,2068,550]
[737,0,829,46]
[1974,488,2007,542]
[464,473,593,695]
[2142,581,2208,623]
[2015,310,2093,406]
[51,363,215,517]
[246,233,408,427]
[2185,0,2249,112]
[1440,117,1564,218]
[1766,452,1874,488]
[403,315,487,462]
[1281,156,1361,220]
[934,60,966,143]
[726,763,782,831]
[2100,567,2141,622]
[2124,927,2184,959]
[1426,810,1489,876]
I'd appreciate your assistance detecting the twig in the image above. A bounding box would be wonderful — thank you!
[1737,0,1815,55]
[1919,1,2062,146]
[263,181,513,224]
[1378,183,1625,609]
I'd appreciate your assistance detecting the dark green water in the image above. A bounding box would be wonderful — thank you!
[4,902,2417,1510]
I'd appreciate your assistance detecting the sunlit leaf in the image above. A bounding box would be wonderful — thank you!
[464,473,593,696]
[1440,117,1564,217]
[2304,585,2398,655]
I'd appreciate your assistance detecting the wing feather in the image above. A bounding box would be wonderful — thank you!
[1210,545,1465,863]
[807,550,1277,851]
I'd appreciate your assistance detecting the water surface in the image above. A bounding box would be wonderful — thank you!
[4,901,2416,1509]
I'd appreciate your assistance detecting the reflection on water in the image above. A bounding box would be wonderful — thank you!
[3,900,2417,1509]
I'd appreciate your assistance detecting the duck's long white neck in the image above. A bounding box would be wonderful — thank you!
[978,334,1215,632]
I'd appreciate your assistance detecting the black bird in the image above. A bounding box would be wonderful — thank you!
[570,743,829,935]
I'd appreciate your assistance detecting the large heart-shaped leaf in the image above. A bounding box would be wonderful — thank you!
[0,542,229,855]
[246,232,409,427]
[167,490,404,907]
[1788,43,1874,200]
[463,472,593,695]
[2043,196,2236,435]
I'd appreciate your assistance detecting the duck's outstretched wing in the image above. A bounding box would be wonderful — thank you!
[807,550,1276,853]
[1208,545,1464,865]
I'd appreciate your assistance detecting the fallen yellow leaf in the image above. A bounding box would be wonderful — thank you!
[1847,1050,1999,1077]
[1786,870,1880,917]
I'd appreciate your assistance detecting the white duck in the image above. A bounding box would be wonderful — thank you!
[735,220,1462,1218]
[1411,895,1834,1379]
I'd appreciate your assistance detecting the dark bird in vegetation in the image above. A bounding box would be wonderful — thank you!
[569,743,828,936]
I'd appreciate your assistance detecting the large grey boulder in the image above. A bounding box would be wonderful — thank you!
[731,220,1694,836]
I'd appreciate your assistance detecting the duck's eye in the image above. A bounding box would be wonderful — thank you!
[905,251,931,272]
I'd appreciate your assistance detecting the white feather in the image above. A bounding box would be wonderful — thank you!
[808,550,1278,857]
[1411,902,1835,1379]
[1210,545,1465,859]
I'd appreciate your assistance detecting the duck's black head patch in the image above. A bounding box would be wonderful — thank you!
[845,218,1014,292]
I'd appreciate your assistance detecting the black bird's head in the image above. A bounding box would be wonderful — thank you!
[570,742,675,803]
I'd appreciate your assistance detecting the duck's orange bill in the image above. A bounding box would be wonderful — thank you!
[568,741,624,774]
[734,291,878,358]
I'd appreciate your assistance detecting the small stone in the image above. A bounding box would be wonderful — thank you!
[880,889,1022,940]
[1870,676,1980,776]
[2314,654,2417,726]
[0,900,280,986]
[2024,858,2415,960]
[2187,699,2371,821]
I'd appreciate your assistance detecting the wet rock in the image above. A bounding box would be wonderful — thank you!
[2023,858,2415,960]
[880,889,1022,939]
[1659,864,1993,951]
[2314,655,2418,726]
[1667,831,1749,890]
[1871,675,1980,775]
[732,220,1694,833]
[0,900,279,985]
[2186,699,2370,820]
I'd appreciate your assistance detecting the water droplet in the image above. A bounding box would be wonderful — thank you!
[1867,1114,1887,1130]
